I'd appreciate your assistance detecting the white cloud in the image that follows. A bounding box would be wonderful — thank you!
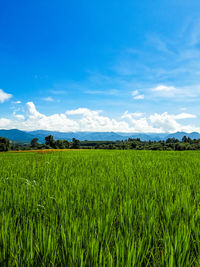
[0,118,11,127]
[132,90,139,96]
[131,90,144,100]
[26,102,44,119]
[15,114,25,120]
[121,111,160,132]
[132,112,145,117]
[133,94,144,100]
[43,97,54,102]
[122,110,198,133]
[150,84,200,99]
[150,84,180,98]
[66,108,129,132]
[13,111,25,120]
[0,89,12,103]
[66,108,101,116]
[12,101,21,104]
[173,113,196,119]
[152,85,176,92]
[0,102,198,133]
[149,112,197,132]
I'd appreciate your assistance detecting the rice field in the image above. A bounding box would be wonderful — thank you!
[1,149,200,266]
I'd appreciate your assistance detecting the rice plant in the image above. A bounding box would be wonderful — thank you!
[1,150,200,266]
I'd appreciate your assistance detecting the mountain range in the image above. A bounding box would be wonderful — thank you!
[1,129,200,143]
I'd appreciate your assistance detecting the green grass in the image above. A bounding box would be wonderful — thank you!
[1,150,200,266]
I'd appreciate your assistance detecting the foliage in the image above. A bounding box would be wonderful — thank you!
[71,138,80,149]
[0,137,10,151]
[31,138,39,148]
[45,135,55,148]
[55,139,70,149]
[3,134,200,151]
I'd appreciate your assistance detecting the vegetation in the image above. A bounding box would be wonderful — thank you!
[0,137,10,152]
[1,149,200,266]
[31,138,39,148]
[2,134,200,151]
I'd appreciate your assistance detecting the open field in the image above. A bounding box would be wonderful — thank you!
[1,150,200,266]
[8,149,88,153]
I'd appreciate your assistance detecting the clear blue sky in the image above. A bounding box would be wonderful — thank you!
[1,0,200,132]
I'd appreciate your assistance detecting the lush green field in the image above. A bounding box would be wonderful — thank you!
[1,150,200,266]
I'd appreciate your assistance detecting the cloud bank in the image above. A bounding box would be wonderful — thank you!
[0,102,198,133]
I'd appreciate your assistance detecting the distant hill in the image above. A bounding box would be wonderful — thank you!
[0,129,37,143]
[29,131,125,141]
[1,129,200,143]
[164,132,200,141]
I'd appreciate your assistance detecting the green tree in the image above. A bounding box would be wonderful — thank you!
[0,137,10,152]
[182,136,188,143]
[45,135,55,148]
[71,138,80,149]
[108,144,115,149]
[166,138,179,143]
[130,142,137,149]
[175,143,186,151]
[120,142,126,150]
[55,140,66,149]
[63,140,70,148]
[31,138,39,148]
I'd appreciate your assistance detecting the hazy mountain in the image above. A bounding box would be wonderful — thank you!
[28,131,170,142]
[1,129,200,143]
[29,131,125,141]
[164,132,200,141]
[0,129,37,143]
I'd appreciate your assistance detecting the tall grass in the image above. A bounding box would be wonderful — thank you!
[1,150,200,266]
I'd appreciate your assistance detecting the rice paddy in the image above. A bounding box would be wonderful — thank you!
[1,149,200,266]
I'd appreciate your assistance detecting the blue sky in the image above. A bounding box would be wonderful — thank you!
[1,0,200,132]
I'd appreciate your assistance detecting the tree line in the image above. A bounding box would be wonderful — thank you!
[0,135,80,151]
[1,134,200,152]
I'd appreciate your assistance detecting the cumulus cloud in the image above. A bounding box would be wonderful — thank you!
[66,108,129,132]
[66,108,101,116]
[122,111,199,133]
[26,102,44,119]
[0,102,198,133]
[149,112,197,132]
[0,89,12,103]
[121,111,160,132]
